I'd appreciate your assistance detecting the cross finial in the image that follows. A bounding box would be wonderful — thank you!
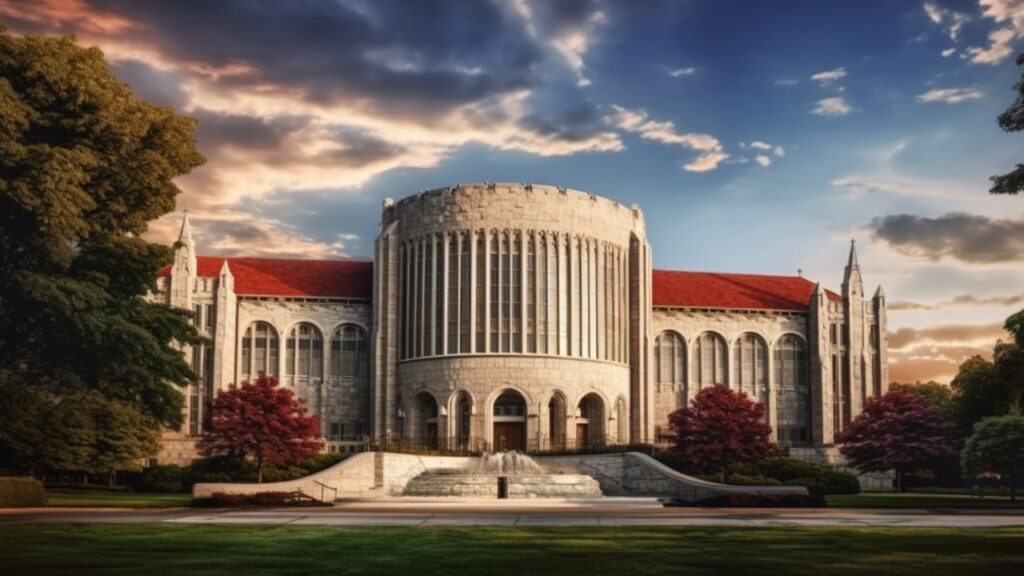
[797,268,802,277]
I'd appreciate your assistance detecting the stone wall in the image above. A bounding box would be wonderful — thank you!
[193,451,807,502]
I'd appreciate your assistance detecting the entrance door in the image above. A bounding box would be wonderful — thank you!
[576,423,588,449]
[493,422,525,452]
[426,423,438,450]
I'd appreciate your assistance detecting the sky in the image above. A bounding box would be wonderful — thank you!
[2,0,1023,384]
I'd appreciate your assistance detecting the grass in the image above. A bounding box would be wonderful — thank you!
[827,492,1024,509]
[0,524,1022,575]
[45,489,192,508]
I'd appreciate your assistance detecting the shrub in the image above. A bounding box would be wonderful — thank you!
[136,465,185,493]
[296,452,349,473]
[821,469,861,495]
[196,491,328,507]
[723,474,782,486]
[0,477,47,507]
[783,478,826,497]
[760,457,824,482]
[694,493,826,508]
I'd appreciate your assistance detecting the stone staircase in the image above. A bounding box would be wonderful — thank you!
[402,472,603,498]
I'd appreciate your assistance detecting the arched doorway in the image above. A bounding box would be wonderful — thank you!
[492,390,527,452]
[547,392,567,450]
[412,392,439,449]
[576,394,605,449]
[453,391,472,450]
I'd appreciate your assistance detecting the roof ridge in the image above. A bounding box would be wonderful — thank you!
[653,268,809,280]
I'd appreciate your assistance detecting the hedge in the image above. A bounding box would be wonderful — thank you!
[0,477,47,507]
[195,491,330,507]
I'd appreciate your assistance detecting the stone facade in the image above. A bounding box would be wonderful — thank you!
[153,183,888,466]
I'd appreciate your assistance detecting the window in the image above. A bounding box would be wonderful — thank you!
[448,235,459,353]
[285,323,323,385]
[733,333,768,407]
[489,235,500,352]
[526,234,536,353]
[241,321,279,379]
[460,234,471,353]
[694,332,727,387]
[434,236,444,355]
[655,331,686,390]
[330,324,368,382]
[775,335,809,445]
[476,233,485,352]
[510,232,521,353]
[425,240,434,355]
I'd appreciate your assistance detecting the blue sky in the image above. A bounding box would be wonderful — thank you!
[3,0,1023,382]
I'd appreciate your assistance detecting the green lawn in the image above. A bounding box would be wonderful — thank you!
[0,524,1021,575]
[45,489,192,508]
[827,492,1024,509]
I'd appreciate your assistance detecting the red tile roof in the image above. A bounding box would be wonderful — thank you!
[158,256,373,299]
[652,269,841,311]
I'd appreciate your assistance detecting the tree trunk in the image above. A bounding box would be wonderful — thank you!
[108,471,115,489]
[257,456,263,484]
[895,471,903,493]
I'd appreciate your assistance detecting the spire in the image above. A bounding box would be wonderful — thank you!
[842,239,863,297]
[178,210,194,249]
[219,259,232,278]
[847,238,859,270]
[873,284,885,300]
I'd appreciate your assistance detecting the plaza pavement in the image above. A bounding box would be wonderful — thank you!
[2,497,1024,528]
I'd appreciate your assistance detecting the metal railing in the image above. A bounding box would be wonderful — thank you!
[311,479,337,503]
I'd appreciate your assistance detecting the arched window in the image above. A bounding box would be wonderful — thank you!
[694,332,727,387]
[775,334,809,445]
[733,333,768,406]
[285,323,322,385]
[330,324,368,382]
[655,331,686,388]
[240,321,279,379]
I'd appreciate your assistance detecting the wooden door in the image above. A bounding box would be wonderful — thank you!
[493,422,525,452]
[576,423,588,449]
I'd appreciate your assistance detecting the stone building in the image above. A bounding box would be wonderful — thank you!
[152,183,887,465]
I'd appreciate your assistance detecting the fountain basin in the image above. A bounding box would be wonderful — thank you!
[402,473,603,498]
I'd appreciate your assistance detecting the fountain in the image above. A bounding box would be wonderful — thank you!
[402,451,603,498]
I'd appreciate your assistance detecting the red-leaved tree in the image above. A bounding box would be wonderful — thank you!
[837,390,955,492]
[669,384,774,481]
[199,375,323,483]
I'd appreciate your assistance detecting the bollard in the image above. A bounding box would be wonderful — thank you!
[497,476,508,499]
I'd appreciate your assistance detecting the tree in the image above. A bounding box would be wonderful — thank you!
[837,390,955,492]
[1006,309,1024,347]
[30,391,161,485]
[0,25,205,446]
[961,414,1024,502]
[990,52,1024,195]
[889,381,954,417]
[199,375,323,483]
[668,384,774,481]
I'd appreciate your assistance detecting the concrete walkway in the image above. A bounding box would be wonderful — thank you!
[3,498,1024,528]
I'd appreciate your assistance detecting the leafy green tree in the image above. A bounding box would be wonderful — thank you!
[950,355,1012,438]
[889,381,954,417]
[93,398,163,487]
[990,53,1024,194]
[1007,309,1024,347]
[0,24,205,448]
[961,414,1024,502]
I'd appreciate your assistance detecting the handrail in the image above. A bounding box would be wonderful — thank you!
[312,479,337,503]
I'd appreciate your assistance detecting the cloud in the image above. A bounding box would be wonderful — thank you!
[941,47,957,57]
[773,146,785,157]
[754,155,771,167]
[746,141,772,151]
[738,141,784,167]
[830,174,971,201]
[810,66,847,86]
[609,105,728,172]
[965,0,1024,64]
[887,321,1008,383]
[923,2,971,41]
[916,87,985,104]
[667,67,697,77]
[868,212,1024,263]
[889,292,1024,311]
[774,78,799,86]
[0,0,634,258]
[811,97,852,116]
[966,26,1017,64]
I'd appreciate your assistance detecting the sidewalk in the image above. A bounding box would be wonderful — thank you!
[3,497,1024,528]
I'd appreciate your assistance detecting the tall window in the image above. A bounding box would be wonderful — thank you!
[447,234,458,353]
[434,235,444,355]
[285,323,323,385]
[510,232,521,353]
[241,321,279,379]
[733,333,768,406]
[330,324,368,382]
[476,233,485,352]
[775,335,809,445]
[490,235,500,352]
[459,234,471,353]
[694,332,727,387]
[537,234,547,354]
[501,233,510,352]
[547,234,559,354]
[526,234,536,353]
[425,240,434,355]
[655,331,686,389]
